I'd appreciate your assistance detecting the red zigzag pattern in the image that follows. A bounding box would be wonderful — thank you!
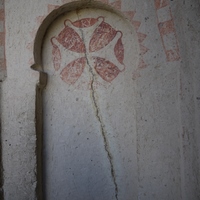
[28,0,149,80]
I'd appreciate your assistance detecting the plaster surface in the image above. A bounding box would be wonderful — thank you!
[0,0,199,199]
[42,8,139,200]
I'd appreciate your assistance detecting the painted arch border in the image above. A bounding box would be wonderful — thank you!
[31,1,140,199]
[31,1,139,72]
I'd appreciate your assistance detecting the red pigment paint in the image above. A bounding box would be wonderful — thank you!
[51,17,125,85]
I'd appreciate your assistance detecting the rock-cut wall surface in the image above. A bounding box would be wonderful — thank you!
[0,0,199,199]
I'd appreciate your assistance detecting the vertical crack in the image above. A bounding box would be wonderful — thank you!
[76,13,119,200]
[87,61,119,200]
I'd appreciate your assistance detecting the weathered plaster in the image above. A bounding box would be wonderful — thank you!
[0,0,199,199]
[38,4,139,199]
[173,0,200,198]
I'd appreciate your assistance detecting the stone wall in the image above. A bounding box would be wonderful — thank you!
[0,0,199,199]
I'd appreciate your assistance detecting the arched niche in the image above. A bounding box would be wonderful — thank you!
[32,1,140,200]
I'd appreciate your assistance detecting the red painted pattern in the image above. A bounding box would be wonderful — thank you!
[57,25,85,53]
[48,4,60,14]
[110,0,121,10]
[166,49,180,61]
[137,32,147,43]
[89,20,117,52]
[60,57,86,85]
[158,19,174,35]
[66,18,99,28]
[51,37,61,71]
[0,9,5,21]
[123,10,149,74]
[155,0,169,9]
[93,57,121,83]
[29,1,148,82]
[155,0,180,62]
[28,1,150,82]
[114,32,124,64]
[51,16,125,86]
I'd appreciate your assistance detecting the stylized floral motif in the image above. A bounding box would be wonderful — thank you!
[51,37,62,71]
[60,57,86,85]
[51,16,125,85]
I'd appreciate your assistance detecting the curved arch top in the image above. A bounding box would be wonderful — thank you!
[31,0,134,72]
[32,2,140,199]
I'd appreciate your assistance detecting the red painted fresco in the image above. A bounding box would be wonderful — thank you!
[122,10,149,75]
[110,0,121,10]
[137,32,147,43]
[155,0,180,62]
[89,20,117,52]
[36,16,46,24]
[0,32,5,46]
[0,9,5,20]
[139,44,149,56]
[51,16,125,86]
[155,0,169,9]
[123,11,136,21]
[158,19,175,35]
[51,37,61,71]
[132,21,141,32]
[60,57,86,85]
[166,49,180,62]
[29,1,148,82]
[138,59,147,69]
[67,18,99,28]
[57,25,85,53]
[48,4,60,13]
[93,57,121,82]
[114,33,124,64]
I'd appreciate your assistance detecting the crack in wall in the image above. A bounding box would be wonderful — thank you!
[76,13,119,200]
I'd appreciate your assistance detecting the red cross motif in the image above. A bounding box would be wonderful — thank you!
[51,16,125,85]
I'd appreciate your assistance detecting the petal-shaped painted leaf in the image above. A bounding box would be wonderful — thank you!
[89,22,117,52]
[51,39,61,71]
[114,36,124,64]
[60,57,86,85]
[93,57,120,82]
[57,26,85,53]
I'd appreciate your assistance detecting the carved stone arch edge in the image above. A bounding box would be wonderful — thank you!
[30,1,134,199]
